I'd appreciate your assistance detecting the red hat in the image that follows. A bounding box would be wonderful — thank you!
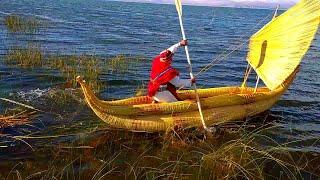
[159,50,173,61]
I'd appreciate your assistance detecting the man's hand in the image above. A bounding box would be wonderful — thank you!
[180,39,188,46]
[190,77,196,85]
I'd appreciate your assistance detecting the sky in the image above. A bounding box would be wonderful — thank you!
[119,0,299,9]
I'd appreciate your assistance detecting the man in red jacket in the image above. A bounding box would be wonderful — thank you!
[148,40,195,103]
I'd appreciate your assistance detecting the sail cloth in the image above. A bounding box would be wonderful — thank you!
[247,0,320,90]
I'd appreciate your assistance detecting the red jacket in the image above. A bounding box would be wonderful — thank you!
[148,55,179,97]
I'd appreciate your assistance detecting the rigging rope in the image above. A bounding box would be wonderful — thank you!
[195,12,274,78]
[176,11,275,91]
[241,63,252,87]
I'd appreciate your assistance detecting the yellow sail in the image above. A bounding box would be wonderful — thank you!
[247,0,320,90]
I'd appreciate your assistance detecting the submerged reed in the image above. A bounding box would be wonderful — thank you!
[4,14,42,33]
[4,43,147,92]
[47,54,103,91]
[135,81,148,96]
[107,54,147,75]
[107,54,128,74]
[5,43,43,68]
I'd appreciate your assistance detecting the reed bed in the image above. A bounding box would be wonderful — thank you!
[4,13,146,93]
[47,54,103,91]
[1,124,319,179]
[4,43,146,92]
[5,43,43,68]
[4,14,42,33]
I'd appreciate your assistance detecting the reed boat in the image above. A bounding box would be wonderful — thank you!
[77,0,320,132]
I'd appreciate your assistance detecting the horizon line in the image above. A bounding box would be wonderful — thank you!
[112,0,293,10]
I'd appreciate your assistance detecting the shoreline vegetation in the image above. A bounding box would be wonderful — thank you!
[0,108,36,129]
[1,13,320,179]
[1,122,320,179]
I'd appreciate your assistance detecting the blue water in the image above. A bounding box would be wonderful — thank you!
[0,0,319,153]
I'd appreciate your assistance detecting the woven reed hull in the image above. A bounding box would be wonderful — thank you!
[87,93,282,132]
[77,67,298,132]
[77,77,277,116]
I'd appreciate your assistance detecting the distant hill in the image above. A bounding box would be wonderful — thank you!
[114,0,297,9]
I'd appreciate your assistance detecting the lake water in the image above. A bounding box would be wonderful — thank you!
[0,0,319,178]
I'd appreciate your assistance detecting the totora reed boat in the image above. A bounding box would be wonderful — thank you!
[77,0,320,132]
